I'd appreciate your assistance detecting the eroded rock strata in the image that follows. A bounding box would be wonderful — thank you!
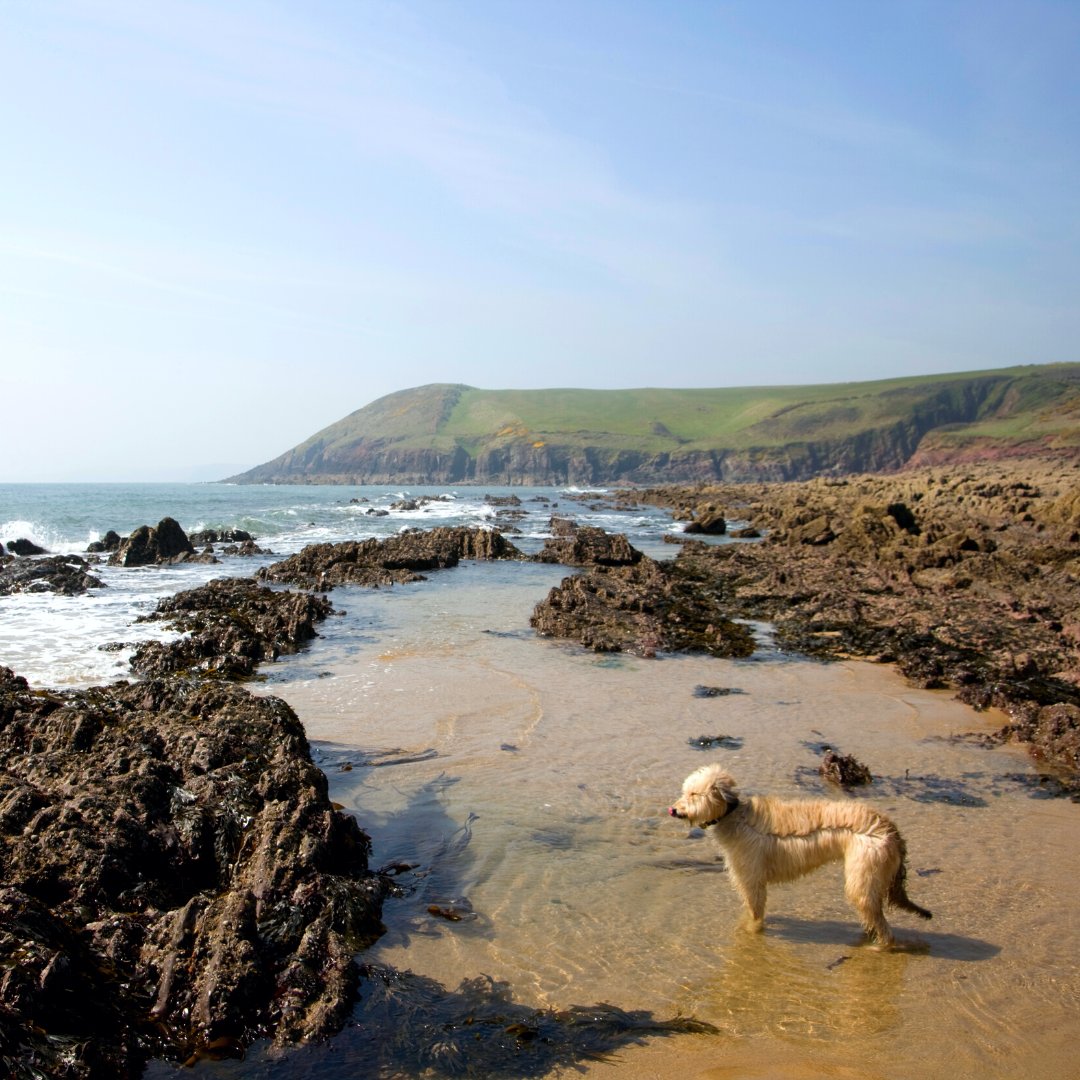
[0,668,386,1078]
[632,459,1080,789]
[257,525,523,590]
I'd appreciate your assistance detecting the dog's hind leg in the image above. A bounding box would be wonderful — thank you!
[844,841,896,947]
[849,890,894,948]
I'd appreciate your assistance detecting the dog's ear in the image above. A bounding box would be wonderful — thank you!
[708,770,739,811]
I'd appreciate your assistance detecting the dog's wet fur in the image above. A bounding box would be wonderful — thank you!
[669,764,932,947]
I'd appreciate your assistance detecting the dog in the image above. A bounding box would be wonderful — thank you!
[668,764,932,947]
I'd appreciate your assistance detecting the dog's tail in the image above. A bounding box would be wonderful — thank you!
[888,835,933,920]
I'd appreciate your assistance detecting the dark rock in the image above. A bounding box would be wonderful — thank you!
[820,750,873,786]
[108,518,198,567]
[6,537,48,556]
[258,527,523,591]
[0,553,105,596]
[87,529,123,553]
[221,539,273,557]
[188,529,255,545]
[530,554,755,659]
[534,524,643,567]
[129,577,333,679]
[683,512,726,535]
[0,666,387,1076]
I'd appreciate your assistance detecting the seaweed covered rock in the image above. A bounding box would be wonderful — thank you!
[820,750,874,787]
[530,553,755,659]
[533,522,642,567]
[258,526,523,591]
[0,553,105,596]
[993,702,1080,778]
[0,666,386,1077]
[129,577,333,679]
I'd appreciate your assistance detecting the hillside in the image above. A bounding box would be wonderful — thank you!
[226,364,1080,485]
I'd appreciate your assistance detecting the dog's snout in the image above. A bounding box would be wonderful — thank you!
[669,806,681,818]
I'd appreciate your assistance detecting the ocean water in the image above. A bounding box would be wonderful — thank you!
[0,481,680,688]
[3,483,1079,1080]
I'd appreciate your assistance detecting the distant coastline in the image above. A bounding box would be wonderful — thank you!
[224,365,1080,487]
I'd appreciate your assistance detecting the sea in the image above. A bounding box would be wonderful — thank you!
[2,483,1079,1080]
[0,481,681,689]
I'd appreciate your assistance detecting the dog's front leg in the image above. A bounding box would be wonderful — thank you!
[729,867,766,932]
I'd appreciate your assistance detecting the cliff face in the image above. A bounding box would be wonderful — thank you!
[227,366,1080,485]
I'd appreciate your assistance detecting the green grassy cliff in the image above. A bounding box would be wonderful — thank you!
[227,364,1080,485]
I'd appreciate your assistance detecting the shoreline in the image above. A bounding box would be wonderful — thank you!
[2,460,1079,1077]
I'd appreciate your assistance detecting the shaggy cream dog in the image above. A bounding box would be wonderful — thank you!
[669,764,932,947]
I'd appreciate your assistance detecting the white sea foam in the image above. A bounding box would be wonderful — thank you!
[1,519,63,552]
[0,482,680,687]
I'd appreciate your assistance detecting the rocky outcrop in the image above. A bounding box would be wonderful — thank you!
[0,667,387,1077]
[530,555,756,659]
[108,518,211,568]
[258,526,523,591]
[637,459,1080,791]
[533,521,642,567]
[0,553,104,596]
[129,578,334,679]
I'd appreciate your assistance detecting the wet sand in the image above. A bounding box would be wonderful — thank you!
[258,563,1080,1080]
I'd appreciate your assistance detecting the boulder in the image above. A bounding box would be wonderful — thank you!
[108,517,197,567]
[87,530,122,553]
[187,528,254,545]
[6,538,48,556]
[683,512,726,535]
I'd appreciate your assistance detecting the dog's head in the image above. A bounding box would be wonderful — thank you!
[669,764,739,827]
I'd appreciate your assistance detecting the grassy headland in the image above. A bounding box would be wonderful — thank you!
[228,363,1080,485]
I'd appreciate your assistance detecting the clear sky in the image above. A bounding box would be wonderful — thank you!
[1,1,1077,481]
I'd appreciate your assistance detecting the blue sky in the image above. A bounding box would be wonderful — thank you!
[1,0,1077,480]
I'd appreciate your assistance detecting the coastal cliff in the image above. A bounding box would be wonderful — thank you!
[226,365,1080,486]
